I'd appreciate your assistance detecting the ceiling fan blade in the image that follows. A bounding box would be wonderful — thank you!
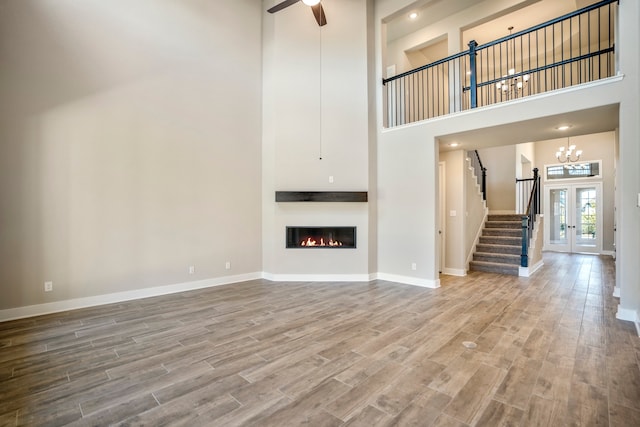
[267,0,300,14]
[311,3,327,26]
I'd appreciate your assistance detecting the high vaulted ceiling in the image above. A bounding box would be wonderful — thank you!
[386,0,604,48]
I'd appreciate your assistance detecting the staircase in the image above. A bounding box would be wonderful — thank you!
[469,214,522,276]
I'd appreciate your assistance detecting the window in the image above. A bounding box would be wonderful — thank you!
[545,161,601,181]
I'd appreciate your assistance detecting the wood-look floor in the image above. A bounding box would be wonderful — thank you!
[1,253,640,426]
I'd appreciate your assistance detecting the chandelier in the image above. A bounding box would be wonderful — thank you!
[496,27,530,95]
[556,138,583,163]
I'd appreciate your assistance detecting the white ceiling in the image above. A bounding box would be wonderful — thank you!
[386,0,603,48]
[437,104,619,151]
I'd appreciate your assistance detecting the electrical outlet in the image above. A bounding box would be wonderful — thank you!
[188,266,195,275]
[225,261,231,270]
[329,175,334,183]
[411,263,417,271]
[44,281,53,292]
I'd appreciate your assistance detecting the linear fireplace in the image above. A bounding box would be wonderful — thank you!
[286,226,356,249]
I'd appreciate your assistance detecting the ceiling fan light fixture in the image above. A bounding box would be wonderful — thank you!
[302,0,320,6]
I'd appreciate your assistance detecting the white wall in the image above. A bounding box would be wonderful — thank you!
[0,0,263,311]
[477,145,517,212]
[614,0,640,324]
[378,124,439,286]
[262,0,373,278]
[439,150,465,274]
[516,142,536,179]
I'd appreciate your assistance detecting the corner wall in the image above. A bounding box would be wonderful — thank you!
[262,0,373,279]
[615,0,640,328]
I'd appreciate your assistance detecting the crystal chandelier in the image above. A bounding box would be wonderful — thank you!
[556,138,583,163]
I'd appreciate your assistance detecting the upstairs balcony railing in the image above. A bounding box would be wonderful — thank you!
[383,0,618,128]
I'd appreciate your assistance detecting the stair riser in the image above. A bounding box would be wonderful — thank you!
[485,222,521,229]
[483,229,521,237]
[480,237,521,246]
[469,262,519,275]
[488,215,524,221]
[476,244,521,255]
[474,254,521,265]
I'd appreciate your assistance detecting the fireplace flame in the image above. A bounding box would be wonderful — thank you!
[300,237,343,247]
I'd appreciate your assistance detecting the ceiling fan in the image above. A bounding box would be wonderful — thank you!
[267,0,327,27]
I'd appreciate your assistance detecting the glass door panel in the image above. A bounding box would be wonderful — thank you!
[573,184,600,253]
[547,187,570,252]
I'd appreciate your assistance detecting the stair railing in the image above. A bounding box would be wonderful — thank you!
[516,174,536,214]
[382,0,617,127]
[521,168,540,267]
[468,150,487,201]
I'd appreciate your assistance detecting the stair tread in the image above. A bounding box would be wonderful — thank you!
[480,236,521,242]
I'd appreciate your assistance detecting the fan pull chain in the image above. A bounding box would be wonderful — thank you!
[318,22,323,160]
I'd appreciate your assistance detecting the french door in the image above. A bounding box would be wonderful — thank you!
[544,182,602,253]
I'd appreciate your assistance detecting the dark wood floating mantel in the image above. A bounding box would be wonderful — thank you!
[275,191,368,202]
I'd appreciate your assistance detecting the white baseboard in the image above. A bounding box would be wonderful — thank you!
[601,250,615,257]
[519,260,544,277]
[613,286,620,298]
[616,305,640,336]
[0,270,446,322]
[0,272,262,323]
[375,273,440,289]
[261,273,372,282]
[442,268,467,277]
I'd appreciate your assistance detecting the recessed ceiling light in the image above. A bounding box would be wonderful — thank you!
[409,12,418,20]
[448,142,459,147]
[556,125,571,131]
[302,0,321,6]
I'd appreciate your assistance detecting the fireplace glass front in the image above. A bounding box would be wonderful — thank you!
[286,226,356,249]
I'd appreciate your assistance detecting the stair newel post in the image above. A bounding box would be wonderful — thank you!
[468,40,478,109]
[521,216,529,268]
[533,167,540,216]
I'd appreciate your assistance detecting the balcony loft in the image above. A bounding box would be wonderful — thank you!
[383,0,617,128]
